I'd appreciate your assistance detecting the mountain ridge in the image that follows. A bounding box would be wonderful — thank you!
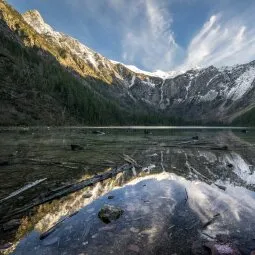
[1,0,255,126]
[22,9,255,83]
[22,9,185,80]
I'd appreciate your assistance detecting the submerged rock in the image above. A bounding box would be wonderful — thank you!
[83,192,92,199]
[192,235,242,255]
[42,236,59,246]
[144,129,152,135]
[192,240,209,255]
[0,242,13,251]
[0,160,9,166]
[211,145,228,151]
[128,244,140,253]
[92,130,105,135]
[98,204,123,224]
[204,241,241,255]
[70,144,84,151]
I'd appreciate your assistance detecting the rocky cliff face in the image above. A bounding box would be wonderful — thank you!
[130,63,255,122]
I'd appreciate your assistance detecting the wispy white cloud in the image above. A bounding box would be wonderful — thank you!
[120,0,184,71]
[109,0,255,71]
[65,0,184,71]
[180,11,255,70]
[64,0,255,72]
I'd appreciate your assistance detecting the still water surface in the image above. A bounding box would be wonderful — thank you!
[0,127,255,254]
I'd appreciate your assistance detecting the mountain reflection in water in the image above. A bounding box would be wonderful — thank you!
[0,127,254,254]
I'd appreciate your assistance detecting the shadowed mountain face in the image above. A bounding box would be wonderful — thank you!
[22,9,255,124]
[0,0,255,125]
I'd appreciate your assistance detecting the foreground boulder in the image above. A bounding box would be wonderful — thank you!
[192,236,241,255]
[204,241,241,255]
[98,204,123,224]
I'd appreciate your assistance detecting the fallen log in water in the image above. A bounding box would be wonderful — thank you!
[24,159,80,169]
[0,178,47,204]
[40,211,79,240]
[203,213,221,229]
[189,168,227,192]
[123,154,139,167]
[210,145,229,151]
[1,163,133,222]
[184,188,189,203]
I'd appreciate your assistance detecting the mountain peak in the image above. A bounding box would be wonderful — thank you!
[22,10,54,35]
[23,9,44,23]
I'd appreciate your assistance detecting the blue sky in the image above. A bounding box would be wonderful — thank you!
[7,0,255,72]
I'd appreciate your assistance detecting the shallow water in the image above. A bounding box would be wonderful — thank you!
[0,127,255,254]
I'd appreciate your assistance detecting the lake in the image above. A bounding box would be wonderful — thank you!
[0,127,255,254]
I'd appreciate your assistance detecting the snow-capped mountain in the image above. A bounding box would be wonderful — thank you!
[23,10,184,81]
[131,63,255,122]
[110,60,185,79]
[20,10,255,123]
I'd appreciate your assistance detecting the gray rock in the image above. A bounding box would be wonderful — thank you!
[42,236,59,246]
[204,241,241,255]
[0,160,9,166]
[191,240,209,255]
[70,144,84,151]
[83,193,92,198]
[128,244,140,253]
[0,242,13,251]
[98,204,123,224]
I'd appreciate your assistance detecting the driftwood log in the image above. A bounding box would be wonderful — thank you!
[1,163,133,223]
[0,178,47,204]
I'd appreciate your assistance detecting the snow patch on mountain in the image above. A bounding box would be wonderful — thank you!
[110,61,184,79]
[141,77,157,88]
[199,90,218,102]
[227,67,255,100]
[129,75,136,88]
[185,73,196,100]
[159,79,166,108]
[23,10,57,36]
[205,74,221,87]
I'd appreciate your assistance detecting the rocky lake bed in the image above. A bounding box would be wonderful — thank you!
[0,127,255,254]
